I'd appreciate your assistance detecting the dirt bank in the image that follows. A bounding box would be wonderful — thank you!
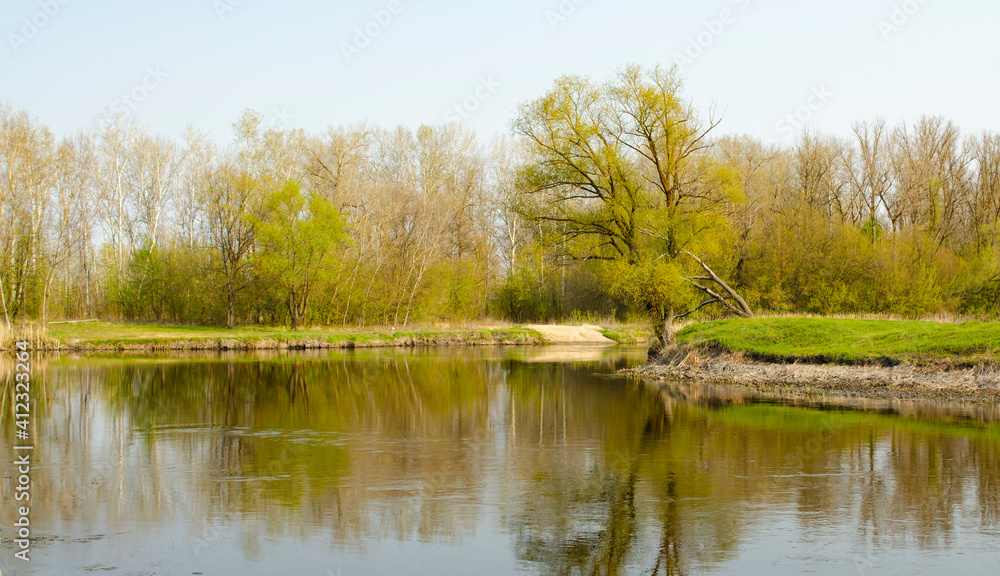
[625,346,1000,403]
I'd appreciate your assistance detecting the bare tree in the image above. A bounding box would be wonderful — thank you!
[306,124,370,207]
[844,119,894,241]
[130,132,179,248]
[40,133,94,321]
[0,107,57,323]
[93,111,140,279]
[176,125,215,249]
[488,135,531,276]
[793,132,849,222]
[966,131,1000,250]
[891,116,969,249]
[716,135,788,284]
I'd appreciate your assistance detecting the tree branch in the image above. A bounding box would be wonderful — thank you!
[683,251,754,318]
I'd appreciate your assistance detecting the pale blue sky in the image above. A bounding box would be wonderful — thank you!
[2,0,997,145]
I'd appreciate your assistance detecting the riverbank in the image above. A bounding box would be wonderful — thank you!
[4,321,639,352]
[628,318,1000,403]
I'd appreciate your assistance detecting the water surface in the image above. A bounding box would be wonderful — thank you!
[1,347,998,575]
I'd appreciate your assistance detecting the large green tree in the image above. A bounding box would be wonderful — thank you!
[256,180,349,330]
[514,65,751,354]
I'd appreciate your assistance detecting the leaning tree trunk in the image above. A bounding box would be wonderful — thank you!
[648,305,677,362]
[662,306,677,348]
[647,253,755,363]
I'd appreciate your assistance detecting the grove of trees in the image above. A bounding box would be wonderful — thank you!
[3,65,1000,331]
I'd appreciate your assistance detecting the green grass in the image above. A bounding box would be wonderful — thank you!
[677,317,1000,366]
[599,323,653,345]
[36,322,542,349]
[715,403,1000,440]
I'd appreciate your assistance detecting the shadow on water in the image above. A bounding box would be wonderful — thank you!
[0,347,998,575]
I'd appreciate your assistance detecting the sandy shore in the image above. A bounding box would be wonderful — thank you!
[523,324,616,344]
[626,346,1000,403]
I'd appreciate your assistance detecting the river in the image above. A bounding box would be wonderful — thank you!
[1,347,998,575]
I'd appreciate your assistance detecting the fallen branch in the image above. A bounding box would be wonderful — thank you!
[675,252,754,320]
[683,279,746,317]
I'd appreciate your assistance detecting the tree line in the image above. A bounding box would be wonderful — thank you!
[2,65,999,332]
[0,106,507,328]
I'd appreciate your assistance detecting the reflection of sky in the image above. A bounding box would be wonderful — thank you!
[2,350,1000,575]
[716,505,999,576]
[18,518,525,576]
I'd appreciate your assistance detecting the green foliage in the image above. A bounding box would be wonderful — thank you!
[514,65,740,340]
[492,266,561,323]
[959,246,1000,315]
[730,203,987,319]
[157,243,219,324]
[11,84,1000,331]
[420,258,490,322]
[605,257,692,320]
[103,242,160,321]
[254,181,349,329]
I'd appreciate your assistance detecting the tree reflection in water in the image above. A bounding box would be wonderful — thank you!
[0,349,997,574]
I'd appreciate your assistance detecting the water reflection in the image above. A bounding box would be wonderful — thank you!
[1,348,998,575]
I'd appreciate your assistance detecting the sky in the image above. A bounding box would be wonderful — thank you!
[1,0,998,146]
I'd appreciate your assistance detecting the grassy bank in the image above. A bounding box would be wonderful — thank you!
[677,317,1000,367]
[5,322,544,352]
[598,323,653,345]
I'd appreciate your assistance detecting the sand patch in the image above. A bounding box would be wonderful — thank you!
[524,324,616,344]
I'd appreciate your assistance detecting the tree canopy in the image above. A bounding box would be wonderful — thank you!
[513,65,747,351]
[255,181,349,329]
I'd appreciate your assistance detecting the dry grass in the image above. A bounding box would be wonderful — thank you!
[361,317,519,331]
[0,323,50,350]
[749,311,982,324]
